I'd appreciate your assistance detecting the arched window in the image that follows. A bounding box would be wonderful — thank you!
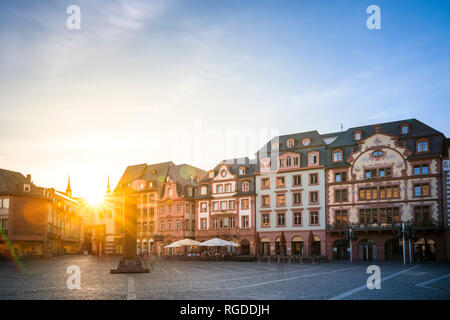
[287,138,295,148]
[302,138,311,146]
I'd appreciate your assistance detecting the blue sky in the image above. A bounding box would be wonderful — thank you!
[0,0,449,201]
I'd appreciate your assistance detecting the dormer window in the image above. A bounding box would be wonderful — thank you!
[302,138,311,146]
[208,171,214,178]
[239,167,246,175]
[23,184,31,192]
[332,150,343,163]
[417,139,429,153]
[400,123,410,135]
[287,139,295,148]
[308,151,319,166]
[271,142,279,151]
[354,130,362,141]
[152,170,156,174]
[200,185,207,195]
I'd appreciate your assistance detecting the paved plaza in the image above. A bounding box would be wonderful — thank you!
[0,256,448,300]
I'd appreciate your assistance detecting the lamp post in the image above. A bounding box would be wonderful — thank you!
[111,186,149,273]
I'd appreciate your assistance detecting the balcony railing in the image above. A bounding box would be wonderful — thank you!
[327,221,441,232]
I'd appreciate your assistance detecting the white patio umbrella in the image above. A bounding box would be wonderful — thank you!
[174,238,201,246]
[199,238,234,247]
[164,243,181,248]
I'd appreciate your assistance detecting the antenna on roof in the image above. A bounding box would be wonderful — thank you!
[340,124,344,131]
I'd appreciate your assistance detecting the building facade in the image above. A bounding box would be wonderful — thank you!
[255,132,327,257]
[325,119,447,261]
[442,139,450,260]
[195,158,257,255]
[113,161,205,256]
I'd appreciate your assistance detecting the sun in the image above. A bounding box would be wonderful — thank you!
[84,192,105,206]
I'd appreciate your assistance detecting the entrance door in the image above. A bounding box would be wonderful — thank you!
[261,243,270,256]
[333,239,349,260]
[359,240,377,261]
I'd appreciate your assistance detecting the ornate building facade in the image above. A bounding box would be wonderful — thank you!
[255,132,327,257]
[195,158,257,255]
[325,119,447,261]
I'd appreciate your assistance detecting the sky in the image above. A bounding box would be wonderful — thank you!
[0,0,449,203]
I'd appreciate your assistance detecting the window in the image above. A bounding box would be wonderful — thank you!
[0,199,9,209]
[239,167,246,175]
[417,140,429,153]
[379,186,399,199]
[208,171,214,178]
[277,194,286,206]
[335,210,347,225]
[309,152,319,166]
[400,124,409,135]
[168,221,172,230]
[335,172,347,182]
[261,195,270,207]
[293,193,302,205]
[277,213,286,226]
[310,174,318,185]
[225,183,231,192]
[213,202,219,211]
[359,208,378,224]
[229,200,235,210]
[286,156,291,166]
[191,220,195,232]
[302,138,310,146]
[293,212,302,225]
[1,219,8,230]
[262,214,270,227]
[354,131,361,140]
[372,150,383,158]
[310,191,319,204]
[359,187,378,200]
[379,168,392,178]
[414,206,430,225]
[262,178,270,189]
[160,221,164,231]
[242,216,249,228]
[224,217,229,229]
[160,206,165,214]
[414,164,429,175]
[335,189,348,202]
[200,202,207,212]
[380,207,400,224]
[241,199,249,209]
[176,220,180,230]
[200,185,207,195]
[185,219,190,231]
[414,184,430,197]
[287,139,295,148]
[365,169,378,180]
[176,204,182,212]
[168,188,173,197]
[310,211,319,225]
[230,217,235,228]
[293,175,301,186]
[23,184,30,192]
[242,181,250,192]
[168,205,172,213]
[294,157,299,166]
[186,204,191,213]
[200,218,207,230]
[216,185,223,193]
[220,170,227,177]
[219,218,223,228]
[276,177,285,188]
[333,150,343,163]
[220,201,227,211]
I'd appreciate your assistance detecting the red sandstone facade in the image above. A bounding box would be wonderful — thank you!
[325,120,446,261]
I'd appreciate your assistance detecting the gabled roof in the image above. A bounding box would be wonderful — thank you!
[328,118,443,148]
[256,130,326,156]
[0,168,43,197]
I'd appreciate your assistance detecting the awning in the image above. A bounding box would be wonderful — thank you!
[199,238,235,247]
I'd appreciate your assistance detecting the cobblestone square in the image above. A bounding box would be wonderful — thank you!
[0,256,448,300]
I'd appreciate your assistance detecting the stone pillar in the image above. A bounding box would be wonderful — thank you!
[111,192,149,273]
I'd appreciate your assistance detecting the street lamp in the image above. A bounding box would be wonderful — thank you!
[111,184,150,273]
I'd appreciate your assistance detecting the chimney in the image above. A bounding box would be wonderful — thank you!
[26,174,31,182]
